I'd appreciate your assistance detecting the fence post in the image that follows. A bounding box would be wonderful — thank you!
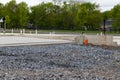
[23,29,25,34]
[11,29,13,34]
[35,29,38,34]
[20,29,22,35]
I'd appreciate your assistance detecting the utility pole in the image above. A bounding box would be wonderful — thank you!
[103,19,106,35]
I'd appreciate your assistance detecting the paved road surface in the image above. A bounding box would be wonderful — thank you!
[0,36,72,47]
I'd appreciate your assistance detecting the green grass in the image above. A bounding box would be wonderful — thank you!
[35,30,120,34]
[38,30,120,35]
[25,30,102,34]
[4,29,120,35]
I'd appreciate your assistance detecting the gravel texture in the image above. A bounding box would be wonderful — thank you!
[0,44,120,80]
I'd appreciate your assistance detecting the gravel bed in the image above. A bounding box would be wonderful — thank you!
[0,44,120,80]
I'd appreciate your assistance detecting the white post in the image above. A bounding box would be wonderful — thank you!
[30,31,31,34]
[97,33,99,36]
[23,29,25,34]
[20,29,22,35]
[35,29,38,34]
[11,29,13,34]
[0,22,1,28]
[100,32,103,36]
[49,32,52,36]
[0,23,1,33]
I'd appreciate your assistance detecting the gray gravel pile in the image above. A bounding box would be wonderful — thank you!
[0,44,120,80]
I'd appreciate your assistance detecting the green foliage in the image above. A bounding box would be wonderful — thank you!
[30,2,102,30]
[0,0,107,30]
[111,4,120,30]
[5,15,10,24]
[75,3,102,30]
[0,3,4,18]
[17,2,29,28]
[30,3,48,29]
[0,0,29,29]
[4,0,18,28]
[102,11,111,20]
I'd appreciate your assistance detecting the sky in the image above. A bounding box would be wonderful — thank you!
[0,0,120,12]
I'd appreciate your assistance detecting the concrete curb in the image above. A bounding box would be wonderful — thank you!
[75,35,119,46]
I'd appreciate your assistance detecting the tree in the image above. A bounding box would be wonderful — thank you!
[111,4,120,31]
[2,0,29,29]
[0,0,103,30]
[4,0,18,28]
[31,2,62,29]
[76,3,102,30]
[0,3,4,18]
[60,1,77,30]
[16,2,29,28]
[102,11,111,20]
[5,15,10,27]
[30,2,47,29]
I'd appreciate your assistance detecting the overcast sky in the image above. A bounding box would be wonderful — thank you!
[0,0,120,12]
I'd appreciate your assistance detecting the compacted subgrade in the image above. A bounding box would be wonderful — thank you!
[0,44,119,80]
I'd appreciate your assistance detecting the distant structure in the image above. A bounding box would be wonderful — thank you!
[0,18,3,29]
[101,19,112,31]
